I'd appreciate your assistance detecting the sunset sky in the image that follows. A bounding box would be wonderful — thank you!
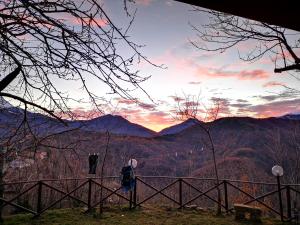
[54,0,300,131]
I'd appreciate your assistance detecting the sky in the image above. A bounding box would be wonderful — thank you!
[77,0,297,132]
[14,0,300,132]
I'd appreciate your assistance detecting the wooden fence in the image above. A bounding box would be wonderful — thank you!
[1,176,300,222]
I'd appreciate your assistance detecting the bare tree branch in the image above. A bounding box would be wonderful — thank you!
[191,8,300,74]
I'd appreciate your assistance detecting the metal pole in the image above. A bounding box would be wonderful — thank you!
[286,185,292,219]
[277,176,284,222]
[0,148,4,222]
[224,180,229,213]
[179,178,183,209]
[87,178,92,211]
[129,190,133,209]
[133,177,137,208]
[37,181,43,214]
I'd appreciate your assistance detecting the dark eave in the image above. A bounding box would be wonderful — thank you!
[175,1,300,32]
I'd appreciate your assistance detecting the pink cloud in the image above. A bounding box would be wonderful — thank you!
[188,81,202,85]
[115,98,156,111]
[138,102,156,111]
[140,111,175,131]
[246,99,300,118]
[118,109,175,131]
[263,81,285,88]
[115,98,136,105]
[183,101,200,107]
[153,50,270,81]
[209,97,232,117]
[169,95,184,102]
[119,108,142,115]
[196,67,270,80]
[60,12,108,27]
[71,17,108,27]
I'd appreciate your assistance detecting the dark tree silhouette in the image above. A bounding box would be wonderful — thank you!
[0,0,153,120]
[190,9,300,73]
[0,0,158,161]
[173,93,223,215]
[0,1,155,219]
[99,130,110,215]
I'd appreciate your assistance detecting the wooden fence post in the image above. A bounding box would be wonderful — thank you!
[37,181,43,215]
[276,176,284,222]
[87,178,92,211]
[129,191,133,209]
[179,178,183,209]
[286,185,292,219]
[133,177,137,208]
[224,180,229,213]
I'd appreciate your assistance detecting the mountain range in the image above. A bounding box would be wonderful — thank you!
[1,100,300,184]
[1,100,299,138]
[0,106,155,138]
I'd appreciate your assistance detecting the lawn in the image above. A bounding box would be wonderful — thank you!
[2,206,287,225]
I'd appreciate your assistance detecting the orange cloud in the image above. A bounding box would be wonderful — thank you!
[140,111,175,131]
[119,108,175,132]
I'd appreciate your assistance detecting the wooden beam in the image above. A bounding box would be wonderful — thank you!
[175,1,300,32]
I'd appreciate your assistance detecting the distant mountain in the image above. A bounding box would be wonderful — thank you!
[280,113,300,120]
[69,114,156,137]
[163,116,300,180]
[4,113,300,183]
[0,107,64,139]
[158,118,199,136]
[0,97,13,108]
[0,107,156,138]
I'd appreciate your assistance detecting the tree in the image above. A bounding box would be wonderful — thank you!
[173,93,223,215]
[190,9,300,74]
[0,0,154,176]
[265,126,300,184]
[0,0,155,218]
[99,130,110,215]
[0,0,154,130]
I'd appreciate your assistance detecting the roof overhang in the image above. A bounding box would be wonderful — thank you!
[175,1,300,32]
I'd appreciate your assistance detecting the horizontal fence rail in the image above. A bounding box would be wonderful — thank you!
[0,176,300,222]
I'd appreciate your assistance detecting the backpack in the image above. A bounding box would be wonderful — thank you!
[121,166,135,191]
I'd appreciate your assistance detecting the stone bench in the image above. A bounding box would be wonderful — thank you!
[234,203,262,223]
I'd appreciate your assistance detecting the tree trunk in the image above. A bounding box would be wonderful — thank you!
[100,131,110,215]
[207,130,222,215]
[0,146,5,222]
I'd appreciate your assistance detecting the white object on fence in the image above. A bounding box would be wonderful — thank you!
[128,158,138,168]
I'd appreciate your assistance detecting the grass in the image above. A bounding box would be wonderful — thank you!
[2,206,288,225]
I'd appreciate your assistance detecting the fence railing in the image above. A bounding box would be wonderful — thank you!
[1,176,300,222]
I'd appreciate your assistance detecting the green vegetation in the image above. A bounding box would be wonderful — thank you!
[2,206,287,225]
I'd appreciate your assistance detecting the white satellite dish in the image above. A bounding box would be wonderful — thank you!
[272,165,284,177]
[128,159,138,168]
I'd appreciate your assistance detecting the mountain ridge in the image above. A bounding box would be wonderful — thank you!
[1,103,300,138]
[0,107,156,138]
[2,106,300,183]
